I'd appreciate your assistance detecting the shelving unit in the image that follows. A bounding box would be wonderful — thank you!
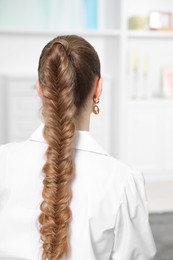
[120,0,173,182]
[126,30,173,39]
[0,0,173,181]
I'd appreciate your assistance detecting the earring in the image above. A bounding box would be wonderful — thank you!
[93,98,100,115]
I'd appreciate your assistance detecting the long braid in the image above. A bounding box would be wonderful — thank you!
[38,39,76,259]
[37,35,101,260]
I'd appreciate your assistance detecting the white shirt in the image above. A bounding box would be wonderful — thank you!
[0,123,156,260]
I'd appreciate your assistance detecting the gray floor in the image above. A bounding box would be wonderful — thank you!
[149,213,173,260]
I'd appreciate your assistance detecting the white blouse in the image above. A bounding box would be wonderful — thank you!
[0,123,156,260]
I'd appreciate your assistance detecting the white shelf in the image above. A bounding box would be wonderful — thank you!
[126,98,173,106]
[0,29,121,38]
[126,30,173,39]
[3,29,173,39]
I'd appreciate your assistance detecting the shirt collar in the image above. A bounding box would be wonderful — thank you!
[28,122,108,156]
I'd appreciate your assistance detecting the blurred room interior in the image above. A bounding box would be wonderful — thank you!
[0,1,173,259]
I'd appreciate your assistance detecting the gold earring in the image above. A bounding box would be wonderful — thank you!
[93,99,100,115]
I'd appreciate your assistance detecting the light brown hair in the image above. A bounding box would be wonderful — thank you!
[38,35,101,259]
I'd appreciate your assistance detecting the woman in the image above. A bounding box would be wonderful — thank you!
[0,35,156,260]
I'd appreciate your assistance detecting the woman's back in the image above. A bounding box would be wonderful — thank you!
[0,123,156,259]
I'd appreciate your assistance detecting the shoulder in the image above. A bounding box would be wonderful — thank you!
[0,141,26,157]
[97,152,144,185]
[0,142,23,189]
[76,132,144,192]
[0,141,35,168]
[0,142,17,162]
[0,142,25,170]
[106,156,147,216]
[101,156,147,221]
[115,155,144,187]
[85,154,146,228]
[0,140,47,158]
[101,154,145,206]
[85,148,144,203]
[0,140,46,188]
[110,155,144,183]
[79,130,144,183]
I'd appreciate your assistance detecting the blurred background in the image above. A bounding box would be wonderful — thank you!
[0,0,173,259]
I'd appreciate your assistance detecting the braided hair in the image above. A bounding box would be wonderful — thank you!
[38,35,101,260]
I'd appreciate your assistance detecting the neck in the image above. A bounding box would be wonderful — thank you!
[74,111,90,132]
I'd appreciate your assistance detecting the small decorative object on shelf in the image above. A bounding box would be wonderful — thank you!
[162,67,173,98]
[149,11,173,31]
[128,48,140,99]
[132,48,139,98]
[128,48,153,100]
[128,16,148,30]
[142,53,150,99]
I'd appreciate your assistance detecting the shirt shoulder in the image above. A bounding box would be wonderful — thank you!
[0,142,17,168]
[0,141,30,174]
[106,155,145,201]
[0,142,20,193]
[97,152,144,186]
[99,154,145,217]
[0,141,28,162]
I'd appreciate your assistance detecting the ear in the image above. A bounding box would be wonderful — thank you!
[93,77,103,101]
[36,80,42,98]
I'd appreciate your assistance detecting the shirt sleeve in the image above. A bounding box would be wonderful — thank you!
[110,169,157,260]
